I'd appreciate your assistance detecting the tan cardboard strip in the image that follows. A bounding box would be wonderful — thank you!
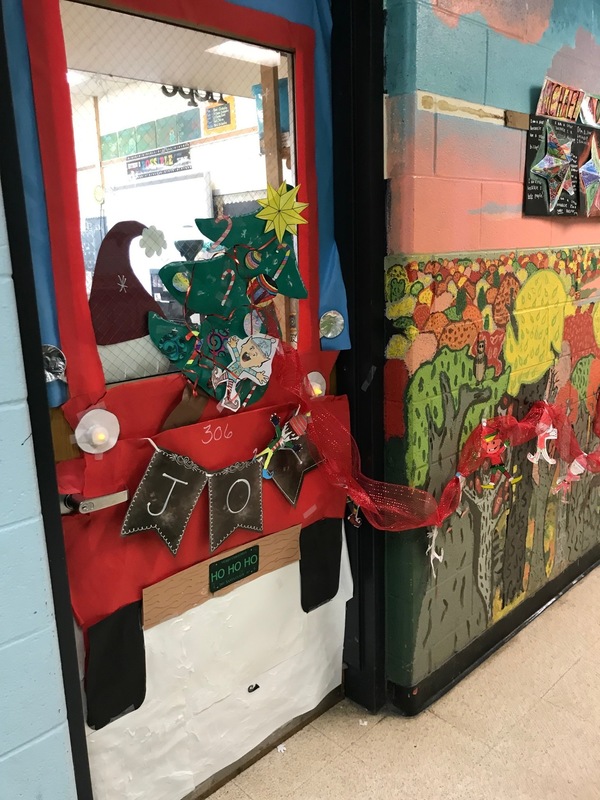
[143,524,301,629]
[505,110,530,131]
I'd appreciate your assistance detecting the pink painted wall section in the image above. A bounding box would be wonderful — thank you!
[387,93,600,255]
[386,93,435,181]
[433,0,553,43]
[389,174,483,254]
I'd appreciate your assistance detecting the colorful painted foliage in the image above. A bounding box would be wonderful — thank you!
[385,246,600,676]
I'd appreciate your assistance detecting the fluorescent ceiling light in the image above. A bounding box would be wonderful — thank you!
[207,40,280,67]
[67,70,88,86]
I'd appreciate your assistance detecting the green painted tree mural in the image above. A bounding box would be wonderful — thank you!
[386,245,600,682]
[407,347,509,671]
[405,347,509,492]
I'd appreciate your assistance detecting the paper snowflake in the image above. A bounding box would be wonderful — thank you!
[139,225,167,257]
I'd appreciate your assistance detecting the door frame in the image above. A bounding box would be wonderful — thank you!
[332,0,387,712]
[0,5,93,796]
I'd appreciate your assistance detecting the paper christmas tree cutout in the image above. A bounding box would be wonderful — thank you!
[149,185,308,411]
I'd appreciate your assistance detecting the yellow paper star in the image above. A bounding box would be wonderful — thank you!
[256,182,309,243]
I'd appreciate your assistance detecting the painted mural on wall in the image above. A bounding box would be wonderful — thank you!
[433,0,553,43]
[385,247,600,674]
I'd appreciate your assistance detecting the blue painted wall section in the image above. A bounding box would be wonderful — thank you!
[387,0,600,112]
[0,180,76,798]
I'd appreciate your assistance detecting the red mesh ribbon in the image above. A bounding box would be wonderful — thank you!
[272,345,458,530]
[272,345,600,532]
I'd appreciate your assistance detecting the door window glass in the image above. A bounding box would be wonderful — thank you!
[60,0,296,384]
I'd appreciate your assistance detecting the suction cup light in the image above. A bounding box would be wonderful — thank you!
[75,409,120,454]
[307,371,326,398]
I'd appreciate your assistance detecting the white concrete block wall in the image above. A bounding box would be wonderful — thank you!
[0,178,77,798]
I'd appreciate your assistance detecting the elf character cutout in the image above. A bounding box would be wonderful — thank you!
[211,334,277,412]
[480,419,522,490]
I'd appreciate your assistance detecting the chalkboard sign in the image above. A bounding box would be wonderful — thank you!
[203,97,236,136]
[206,102,231,130]
[209,546,259,593]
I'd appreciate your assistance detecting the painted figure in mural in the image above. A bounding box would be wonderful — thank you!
[473,333,487,383]
[211,334,277,412]
[479,420,522,490]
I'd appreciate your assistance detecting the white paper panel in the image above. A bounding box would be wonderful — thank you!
[86,524,352,800]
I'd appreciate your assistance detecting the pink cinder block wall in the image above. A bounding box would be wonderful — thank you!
[387,99,600,256]
[386,0,600,258]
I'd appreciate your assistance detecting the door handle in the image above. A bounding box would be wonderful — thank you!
[60,490,129,515]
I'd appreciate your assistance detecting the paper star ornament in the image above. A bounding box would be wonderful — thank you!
[580,136,600,216]
[256,183,308,243]
[530,122,575,212]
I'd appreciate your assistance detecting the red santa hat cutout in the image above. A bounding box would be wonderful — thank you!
[89,221,166,345]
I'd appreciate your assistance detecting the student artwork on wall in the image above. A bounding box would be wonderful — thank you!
[536,77,585,122]
[581,94,600,128]
[537,77,600,129]
[524,116,579,216]
[578,129,600,217]
[526,79,600,217]
[523,116,600,218]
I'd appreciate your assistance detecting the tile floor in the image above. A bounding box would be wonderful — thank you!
[212,566,600,799]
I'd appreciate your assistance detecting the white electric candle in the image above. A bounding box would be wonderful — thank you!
[89,425,109,446]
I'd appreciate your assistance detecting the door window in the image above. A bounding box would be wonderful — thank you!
[60,0,298,384]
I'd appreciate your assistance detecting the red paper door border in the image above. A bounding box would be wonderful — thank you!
[22,0,319,411]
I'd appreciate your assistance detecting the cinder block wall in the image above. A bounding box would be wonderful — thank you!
[385,0,600,687]
[0,179,77,797]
